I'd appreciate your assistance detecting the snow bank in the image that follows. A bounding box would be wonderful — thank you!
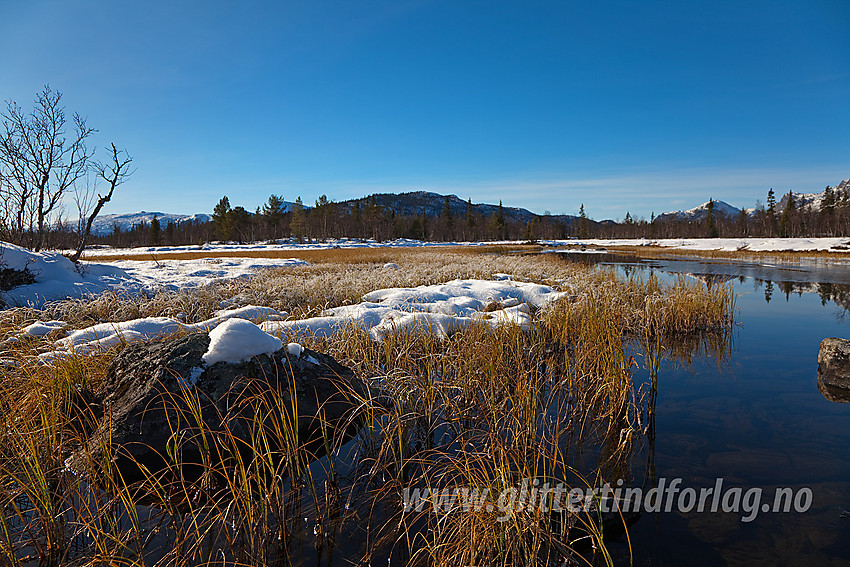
[0,241,311,308]
[261,278,568,341]
[202,318,282,365]
[0,242,140,308]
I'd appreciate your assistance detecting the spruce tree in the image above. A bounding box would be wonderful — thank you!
[212,196,232,241]
[149,214,161,246]
[766,188,777,235]
[290,197,305,241]
[465,198,475,239]
[578,204,588,238]
[779,191,795,237]
[705,198,718,238]
[441,196,453,240]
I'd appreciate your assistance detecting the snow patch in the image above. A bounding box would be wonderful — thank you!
[21,320,66,337]
[286,342,303,357]
[202,318,283,366]
[39,304,288,361]
[0,242,140,308]
[261,278,568,342]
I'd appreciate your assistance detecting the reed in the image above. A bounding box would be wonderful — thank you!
[0,249,734,565]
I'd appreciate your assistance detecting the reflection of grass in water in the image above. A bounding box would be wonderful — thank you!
[0,253,734,566]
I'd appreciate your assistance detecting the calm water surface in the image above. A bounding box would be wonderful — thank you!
[595,254,850,566]
[288,253,850,566]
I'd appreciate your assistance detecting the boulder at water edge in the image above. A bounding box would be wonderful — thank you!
[67,332,367,483]
[817,337,850,403]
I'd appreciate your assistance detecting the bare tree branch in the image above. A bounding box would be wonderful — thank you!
[70,144,133,262]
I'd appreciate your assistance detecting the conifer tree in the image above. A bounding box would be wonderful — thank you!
[766,188,777,235]
[212,196,232,241]
[149,214,161,246]
[578,204,588,238]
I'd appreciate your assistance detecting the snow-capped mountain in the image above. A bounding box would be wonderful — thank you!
[776,179,850,212]
[656,179,849,222]
[655,199,742,222]
[80,211,211,235]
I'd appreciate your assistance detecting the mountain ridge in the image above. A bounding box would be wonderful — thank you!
[84,179,848,234]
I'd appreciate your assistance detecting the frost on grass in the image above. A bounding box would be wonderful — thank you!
[201,318,283,366]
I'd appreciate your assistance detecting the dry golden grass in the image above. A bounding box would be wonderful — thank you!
[80,244,541,263]
[0,248,735,566]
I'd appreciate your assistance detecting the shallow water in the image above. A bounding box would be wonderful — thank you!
[595,254,850,566]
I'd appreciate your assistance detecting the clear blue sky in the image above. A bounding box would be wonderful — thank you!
[2,0,848,220]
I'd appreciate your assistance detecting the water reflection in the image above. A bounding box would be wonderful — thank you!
[553,250,850,565]
[556,249,850,318]
[754,279,850,317]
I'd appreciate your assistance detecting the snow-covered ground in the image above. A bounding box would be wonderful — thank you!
[261,278,568,341]
[108,256,308,289]
[79,238,477,257]
[0,242,308,308]
[79,236,850,260]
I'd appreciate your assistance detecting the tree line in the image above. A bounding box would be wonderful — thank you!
[86,194,578,248]
[577,186,850,240]
[46,184,850,251]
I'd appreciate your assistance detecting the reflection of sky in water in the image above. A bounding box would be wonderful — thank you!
[569,254,850,565]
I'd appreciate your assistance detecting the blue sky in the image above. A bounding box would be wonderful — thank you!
[2,0,848,220]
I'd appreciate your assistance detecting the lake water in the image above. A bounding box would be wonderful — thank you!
[580,253,850,566]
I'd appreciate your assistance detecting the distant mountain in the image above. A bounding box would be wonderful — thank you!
[655,199,742,223]
[339,191,583,226]
[776,179,850,212]
[656,179,850,222]
[82,211,211,235]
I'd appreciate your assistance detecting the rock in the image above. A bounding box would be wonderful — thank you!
[818,379,850,403]
[817,338,850,401]
[68,333,367,485]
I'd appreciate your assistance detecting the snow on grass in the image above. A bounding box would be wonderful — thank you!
[202,318,282,366]
[108,256,309,289]
[39,304,288,361]
[21,320,66,337]
[261,278,569,341]
[32,278,569,361]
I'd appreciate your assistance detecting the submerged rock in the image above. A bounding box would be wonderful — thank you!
[68,332,367,484]
[817,337,850,403]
